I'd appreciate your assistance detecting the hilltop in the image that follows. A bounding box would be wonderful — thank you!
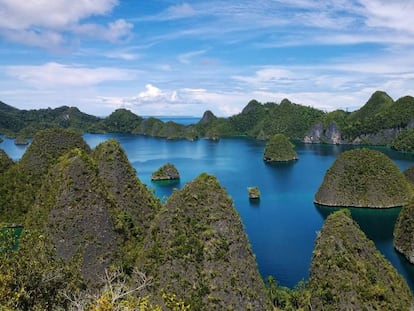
[2,91,414,148]
[314,149,412,208]
[309,210,413,310]
[306,91,414,147]
[139,173,271,310]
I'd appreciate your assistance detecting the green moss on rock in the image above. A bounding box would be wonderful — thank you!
[140,173,271,310]
[151,163,180,181]
[394,199,414,264]
[263,134,298,162]
[314,148,412,208]
[309,209,413,310]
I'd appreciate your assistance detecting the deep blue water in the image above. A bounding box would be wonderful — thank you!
[2,130,414,290]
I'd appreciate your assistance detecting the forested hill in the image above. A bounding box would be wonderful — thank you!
[1,91,414,147]
[307,91,414,147]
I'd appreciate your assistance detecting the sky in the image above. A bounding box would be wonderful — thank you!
[0,0,413,117]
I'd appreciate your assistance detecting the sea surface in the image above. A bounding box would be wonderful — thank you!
[2,121,414,290]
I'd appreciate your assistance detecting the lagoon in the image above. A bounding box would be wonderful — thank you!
[2,132,414,290]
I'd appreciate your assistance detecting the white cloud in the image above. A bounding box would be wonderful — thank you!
[361,0,414,34]
[0,0,132,48]
[178,50,206,64]
[5,62,137,87]
[166,3,197,19]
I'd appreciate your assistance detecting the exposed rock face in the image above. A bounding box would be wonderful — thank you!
[309,210,413,310]
[140,173,271,310]
[151,163,180,181]
[263,134,298,162]
[315,149,412,208]
[394,199,414,264]
[33,148,119,284]
[93,139,161,242]
[305,119,414,145]
[304,122,344,144]
[19,128,90,177]
[199,110,217,125]
[0,149,13,173]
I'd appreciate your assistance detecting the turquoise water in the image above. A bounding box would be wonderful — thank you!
[2,131,414,290]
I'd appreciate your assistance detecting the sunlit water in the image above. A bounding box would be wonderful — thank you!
[2,128,414,290]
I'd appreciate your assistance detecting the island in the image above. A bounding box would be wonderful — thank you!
[248,186,260,200]
[314,148,412,208]
[151,163,180,181]
[263,133,298,162]
[309,209,413,310]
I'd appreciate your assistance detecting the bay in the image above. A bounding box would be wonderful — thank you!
[2,131,414,290]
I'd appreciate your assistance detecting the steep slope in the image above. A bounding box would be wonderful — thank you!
[309,210,413,310]
[394,199,414,264]
[0,129,91,223]
[315,149,412,208]
[263,133,298,162]
[92,139,161,266]
[28,148,119,284]
[140,173,271,310]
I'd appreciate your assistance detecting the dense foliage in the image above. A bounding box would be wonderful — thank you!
[394,199,414,264]
[315,148,412,208]
[309,209,413,310]
[314,91,414,142]
[263,133,298,162]
[391,128,414,152]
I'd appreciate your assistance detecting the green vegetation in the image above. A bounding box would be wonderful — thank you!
[391,128,414,152]
[0,129,90,224]
[0,149,13,173]
[394,199,414,264]
[151,163,180,181]
[309,209,413,310]
[404,164,414,185]
[139,173,272,310]
[314,148,412,208]
[263,133,298,162]
[312,91,414,143]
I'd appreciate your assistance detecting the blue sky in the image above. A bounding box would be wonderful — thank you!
[0,0,413,117]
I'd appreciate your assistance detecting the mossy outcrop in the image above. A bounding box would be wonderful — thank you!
[248,186,260,199]
[140,173,271,310]
[151,162,180,181]
[314,148,412,208]
[309,210,413,310]
[263,134,298,162]
[28,148,119,284]
[92,139,161,266]
[0,129,91,224]
[394,199,414,264]
[404,164,414,185]
[19,128,90,177]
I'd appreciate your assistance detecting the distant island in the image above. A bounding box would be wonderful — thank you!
[1,90,414,150]
[151,163,180,181]
[263,133,298,162]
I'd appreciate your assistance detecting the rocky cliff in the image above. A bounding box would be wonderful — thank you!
[139,173,272,310]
